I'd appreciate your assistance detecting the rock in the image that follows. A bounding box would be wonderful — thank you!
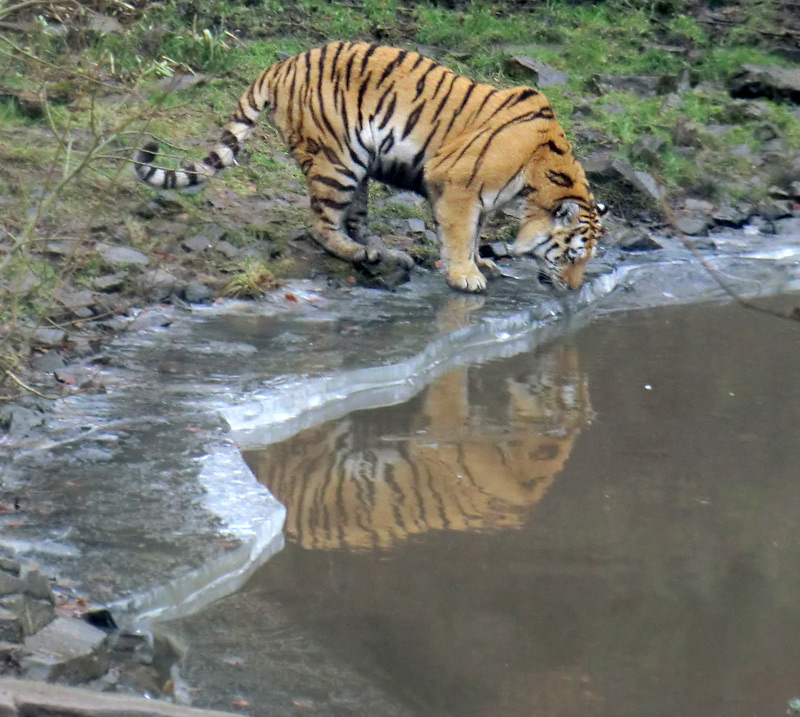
[0,677,241,716]
[92,272,127,292]
[182,234,216,253]
[482,241,511,258]
[154,72,207,93]
[588,74,661,97]
[3,407,44,441]
[182,283,214,304]
[614,229,663,252]
[674,211,710,236]
[406,218,427,234]
[791,180,800,199]
[754,122,781,142]
[723,99,772,122]
[581,150,616,179]
[610,159,664,201]
[136,269,178,295]
[598,102,625,115]
[88,13,122,34]
[711,204,752,228]
[128,311,172,332]
[502,199,524,219]
[215,241,241,259]
[31,352,66,373]
[684,198,714,213]
[40,240,79,256]
[506,56,569,87]
[729,64,800,103]
[672,116,702,148]
[22,571,52,603]
[0,596,54,637]
[0,609,22,644]
[32,328,65,348]
[630,134,666,165]
[0,560,20,577]
[382,191,425,208]
[773,216,800,235]
[757,199,793,222]
[657,68,693,95]
[22,618,109,683]
[99,245,149,267]
[0,574,23,600]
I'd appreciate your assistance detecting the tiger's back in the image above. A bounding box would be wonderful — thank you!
[135,42,605,293]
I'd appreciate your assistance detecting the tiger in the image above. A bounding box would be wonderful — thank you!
[134,41,606,293]
[244,341,591,551]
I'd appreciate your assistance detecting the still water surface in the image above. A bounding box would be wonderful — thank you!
[200,298,800,716]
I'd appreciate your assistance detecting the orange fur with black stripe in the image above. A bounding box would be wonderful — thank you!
[135,42,606,292]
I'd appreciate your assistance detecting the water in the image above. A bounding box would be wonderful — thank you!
[166,296,800,717]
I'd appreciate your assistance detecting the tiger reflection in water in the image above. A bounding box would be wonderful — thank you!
[246,300,591,550]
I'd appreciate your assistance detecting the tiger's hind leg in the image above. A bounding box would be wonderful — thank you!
[344,181,414,270]
[305,160,382,265]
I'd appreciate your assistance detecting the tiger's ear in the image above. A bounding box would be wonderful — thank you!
[596,201,609,217]
[554,201,579,226]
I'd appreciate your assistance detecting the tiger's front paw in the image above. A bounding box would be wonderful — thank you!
[446,263,487,293]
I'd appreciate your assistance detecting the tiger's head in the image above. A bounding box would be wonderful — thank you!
[510,199,608,291]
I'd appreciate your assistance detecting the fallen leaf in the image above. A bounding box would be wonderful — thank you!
[233,698,250,707]
[434,259,443,269]
[285,293,299,302]
[346,276,356,284]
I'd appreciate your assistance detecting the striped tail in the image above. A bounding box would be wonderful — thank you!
[133,63,280,190]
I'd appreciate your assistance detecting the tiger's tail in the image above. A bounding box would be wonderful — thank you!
[133,62,281,190]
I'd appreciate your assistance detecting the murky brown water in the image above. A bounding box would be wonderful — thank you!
[234,298,800,717]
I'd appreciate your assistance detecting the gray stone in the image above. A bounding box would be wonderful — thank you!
[31,352,66,373]
[672,116,702,148]
[630,134,666,165]
[23,617,109,683]
[384,191,426,208]
[182,234,216,253]
[773,216,800,236]
[93,272,128,292]
[657,68,692,95]
[215,241,241,260]
[88,13,122,34]
[588,74,661,97]
[0,596,54,637]
[712,204,752,228]
[22,571,52,603]
[406,218,427,234]
[154,72,207,93]
[753,122,780,142]
[729,63,800,103]
[0,560,20,577]
[757,199,793,222]
[0,610,22,645]
[100,246,149,268]
[136,269,178,294]
[3,407,44,441]
[684,198,714,213]
[41,240,79,256]
[581,150,616,179]
[0,685,13,717]
[32,328,65,348]
[674,211,711,236]
[614,229,663,252]
[791,180,800,199]
[0,676,240,716]
[182,283,214,304]
[723,99,772,122]
[506,56,569,87]
[0,574,24,599]
[128,312,172,332]
[610,160,664,201]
